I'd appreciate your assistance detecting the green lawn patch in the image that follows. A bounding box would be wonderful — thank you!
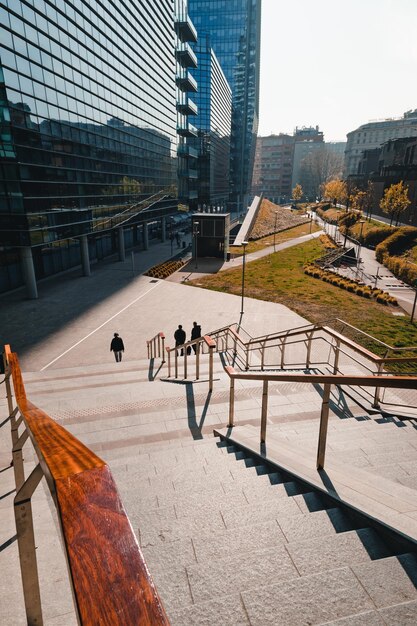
[189,238,417,354]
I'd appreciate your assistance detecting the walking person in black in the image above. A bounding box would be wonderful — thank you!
[174,324,186,355]
[110,333,124,362]
[191,321,201,354]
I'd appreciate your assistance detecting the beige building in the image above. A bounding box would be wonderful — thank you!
[344,109,417,177]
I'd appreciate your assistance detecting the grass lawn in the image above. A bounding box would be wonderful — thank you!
[189,238,417,354]
[230,222,321,255]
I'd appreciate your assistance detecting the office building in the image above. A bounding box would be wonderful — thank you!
[251,134,294,204]
[344,109,417,177]
[0,0,179,296]
[189,33,232,208]
[175,0,199,204]
[188,0,262,212]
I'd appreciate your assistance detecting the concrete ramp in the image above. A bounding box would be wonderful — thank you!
[233,195,263,246]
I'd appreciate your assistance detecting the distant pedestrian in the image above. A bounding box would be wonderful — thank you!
[191,321,201,353]
[176,232,181,247]
[110,333,124,362]
[174,324,186,355]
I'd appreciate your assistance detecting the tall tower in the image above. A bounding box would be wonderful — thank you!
[188,0,262,213]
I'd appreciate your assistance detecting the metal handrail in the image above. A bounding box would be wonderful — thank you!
[223,365,417,470]
[3,345,169,626]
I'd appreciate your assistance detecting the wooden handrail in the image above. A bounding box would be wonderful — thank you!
[6,349,169,625]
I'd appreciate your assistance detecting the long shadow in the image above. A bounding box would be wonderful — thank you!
[185,382,203,440]
[0,535,17,552]
[312,381,369,421]
[0,241,174,362]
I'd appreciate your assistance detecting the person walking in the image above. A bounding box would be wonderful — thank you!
[110,332,124,362]
[174,324,186,355]
[191,321,201,354]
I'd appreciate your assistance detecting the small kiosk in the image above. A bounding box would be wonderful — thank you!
[191,213,230,262]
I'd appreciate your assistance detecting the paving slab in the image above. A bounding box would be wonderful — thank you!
[241,566,373,626]
[186,543,298,603]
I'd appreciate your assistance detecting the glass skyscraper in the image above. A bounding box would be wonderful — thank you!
[189,34,231,207]
[188,0,262,211]
[0,0,178,295]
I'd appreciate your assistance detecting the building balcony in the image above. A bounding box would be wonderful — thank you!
[174,15,197,43]
[176,97,198,116]
[175,43,197,69]
[176,71,197,93]
[177,122,198,138]
[177,144,199,158]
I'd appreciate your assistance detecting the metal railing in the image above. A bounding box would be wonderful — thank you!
[164,335,216,391]
[147,332,165,361]
[3,345,169,626]
[147,319,417,416]
[223,365,417,470]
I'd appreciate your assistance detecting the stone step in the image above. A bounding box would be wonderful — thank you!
[238,554,417,626]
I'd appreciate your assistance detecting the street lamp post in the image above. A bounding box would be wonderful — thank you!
[240,241,248,315]
[193,221,199,270]
[273,211,278,252]
[357,219,365,267]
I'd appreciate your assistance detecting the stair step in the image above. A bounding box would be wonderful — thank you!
[286,528,393,577]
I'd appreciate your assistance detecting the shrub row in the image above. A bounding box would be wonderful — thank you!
[375,227,417,287]
[146,259,185,279]
[319,234,338,249]
[375,227,417,262]
[360,225,395,248]
[304,264,398,306]
[380,255,417,287]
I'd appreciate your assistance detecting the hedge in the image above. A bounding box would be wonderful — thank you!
[304,264,398,306]
[146,260,185,279]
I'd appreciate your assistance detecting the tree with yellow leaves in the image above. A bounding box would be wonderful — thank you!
[323,179,347,207]
[292,183,303,205]
[380,181,411,226]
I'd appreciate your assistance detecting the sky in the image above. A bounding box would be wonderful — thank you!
[258,0,417,142]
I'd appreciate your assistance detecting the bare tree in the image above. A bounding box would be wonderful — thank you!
[298,147,344,200]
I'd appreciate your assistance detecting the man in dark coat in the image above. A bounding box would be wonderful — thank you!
[174,324,186,355]
[191,321,201,353]
[110,333,124,362]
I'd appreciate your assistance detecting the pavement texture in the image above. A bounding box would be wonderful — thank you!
[1,229,417,624]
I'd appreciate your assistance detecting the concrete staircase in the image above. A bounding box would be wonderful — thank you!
[2,356,417,624]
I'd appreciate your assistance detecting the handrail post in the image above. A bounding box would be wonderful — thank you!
[260,380,269,443]
[174,348,178,379]
[261,340,266,371]
[161,335,165,363]
[245,340,250,370]
[147,341,150,359]
[280,336,287,369]
[373,362,384,408]
[306,330,314,368]
[157,333,161,358]
[196,341,200,380]
[209,344,214,392]
[228,376,235,427]
[184,346,187,379]
[317,383,331,470]
[333,338,341,374]
[12,416,28,491]
[14,463,44,626]
[167,348,171,377]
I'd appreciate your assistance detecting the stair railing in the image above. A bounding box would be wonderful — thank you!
[165,335,216,391]
[147,331,165,361]
[147,320,417,416]
[223,365,417,471]
[3,345,169,626]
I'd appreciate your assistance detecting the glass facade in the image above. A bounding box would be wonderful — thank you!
[189,34,231,206]
[0,0,178,292]
[188,0,261,209]
[175,0,198,204]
